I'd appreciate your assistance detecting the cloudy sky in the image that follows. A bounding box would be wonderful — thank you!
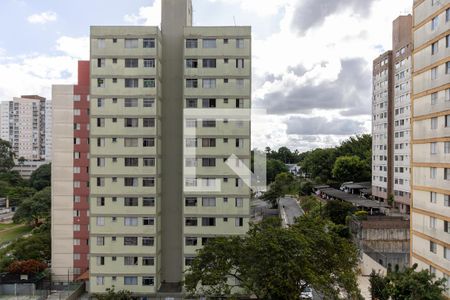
[0,0,412,152]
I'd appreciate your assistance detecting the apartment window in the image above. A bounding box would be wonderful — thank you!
[445,168,450,180]
[124,118,138,127]
[202,158,216,167]
[185,257,195,266]
[445,142,450,154]
[124,138,138,147]
[73,224,80,231]
[125,78,139,88]
[143,157,155,166]
[143,177,155,187]
[430,241,437,253]
[236,98,244,108]
[124,237,138,246]
[447,8,450,22]
[143,118,155,127]
[430,192,437,203]
[124,98,138,107]
[445,195,450,207]
[96,217,105,226]
[73,253,80,260]
[143,138,155,147]
[143,38,155,48]
[96,237,104,246]
[185,217,198,226]
[186,79,198,88]
[97,58,105,68]
[143,58,155,68]
[185,138,198,147]
[125,39,138,48]
[446,114,450,127]
[97,38,105,48]
[431,41,439,55]
[186,39,198,48]
[202,217,216,226]
[144,78,156,88]
[236,58,244,68]
[124,276,138,285]
[142,237,154,246]
[143,98,155,107]
[445,248,450,260]
[186,98,197,108]
[124,217,138,226]
[96,177,105,187]
[97,157,105,167]
[143,197,155,207]
[74,181,80,188]
[202,39,216,48]
[143,277,155,286]
[143,257,154,266]
[236,138,244,148]
[124,256,138,266]
[202,197,216,207]
[447,62,450,74]
[143,217,155,226]
[235,198,244,207]
[202,120,216,127]
[124,197,138,206]
[96,276,104,286]
[185,237,198,246]
[73,167,80,174]
[202,138,216,147]
[236,38,244,48]
[431,167,437,179]
[446,221,450,233]
[203,59,216,68]
[124,157,139,167]
[112,97,117,103]
[224,58,229,63]
[97,98,105,108]
[185,197,197,207]
[124,178,138,187]
[186,119,197,128]
[202,98,216,108]
[96,256,105,266]
[431,16,439,31]
[97,197,105,206]
[431,92,438,105]
[235,217,244,227]
[235,178,242,187]
[431,117,438,130]
[96,118,105,127]
[112,58,117,64]
[125,58,138,68]
[97,78,105,88]
[236,79,245,88]
[203,79,216,89]
[430,216,437,229]
[186,59,198,68]
[431,67,438,80]
[431,142,438,155]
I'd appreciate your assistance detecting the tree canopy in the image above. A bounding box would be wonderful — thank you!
[13,187,51,226]
[0,139,15,172]
[29,163,51,191]
[332,155,368,183]
[185,216,361,299]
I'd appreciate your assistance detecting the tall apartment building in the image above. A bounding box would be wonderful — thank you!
[51,61,90,281]
[0,95,50,161]
[45,100,52,161]
[372,16,413,214]
[87,0,251,297]
[411,0,450,292]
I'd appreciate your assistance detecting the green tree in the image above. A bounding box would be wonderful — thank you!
[266,159,288,183]
[332,155,367,182]
[93,286,132,300]
[300,148,337,182]
[185,216,361,299]
[300,196,320,213]
[299,180,314,196]
[29,163,51,191]
[1,230,51,263]
[0,139,15,172]
[323,200,355,225]
[13,187,50,226]
[0,170,26,187]
[369,264,446,300]
[7,186,36,207]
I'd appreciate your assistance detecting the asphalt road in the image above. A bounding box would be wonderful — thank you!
[279,197,304,225]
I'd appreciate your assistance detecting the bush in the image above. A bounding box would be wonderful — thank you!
[6,259,47,274]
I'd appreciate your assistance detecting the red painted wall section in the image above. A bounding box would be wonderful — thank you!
[73,60,90,276]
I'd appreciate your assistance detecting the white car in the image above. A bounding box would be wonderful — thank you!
[301,286,313,299]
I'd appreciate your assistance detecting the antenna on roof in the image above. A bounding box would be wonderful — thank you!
[233,16,236,26]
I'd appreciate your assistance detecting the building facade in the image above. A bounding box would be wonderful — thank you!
[411,0,450,292]
[88,0,251,297]
[51,61,90,281]
[372,15,413,214]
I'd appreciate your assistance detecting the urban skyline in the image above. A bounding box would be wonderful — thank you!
[0,0,412,152]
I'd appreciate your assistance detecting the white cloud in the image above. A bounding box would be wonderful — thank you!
[56,36,89,59]
[124,0,161,26]
[27,11,58,24]
[207,0,291,17]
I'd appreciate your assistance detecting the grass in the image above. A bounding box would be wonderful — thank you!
[0,223,16,231]
[0,224,33,244]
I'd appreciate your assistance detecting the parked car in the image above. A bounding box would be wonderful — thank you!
[301,285,313,299]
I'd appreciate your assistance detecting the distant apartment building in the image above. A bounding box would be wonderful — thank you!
[411,0,450,291]
[49,0,251,297]
[51,61,90,281]
[372,15,413,214]
[0,95,51,161]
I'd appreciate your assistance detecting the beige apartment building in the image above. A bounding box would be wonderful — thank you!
[88,0,251,297]
[372,16,413,214]
[411,0,450,293]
